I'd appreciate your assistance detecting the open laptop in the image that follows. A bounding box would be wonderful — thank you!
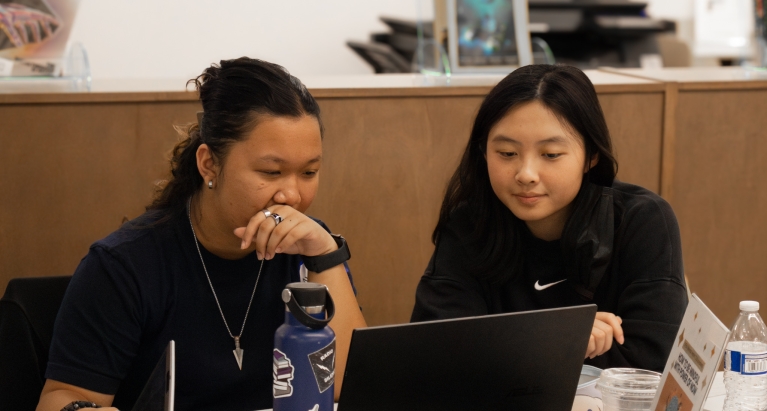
[337,305,597,411]
[132,340,176,411]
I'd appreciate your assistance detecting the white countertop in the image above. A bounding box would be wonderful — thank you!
[5,67,767,96]
[0,69,657,95]
[604,66,767,83]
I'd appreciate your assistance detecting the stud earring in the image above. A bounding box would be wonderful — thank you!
[208,180,214,189]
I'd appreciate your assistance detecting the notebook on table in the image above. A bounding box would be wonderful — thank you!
[337,305,597,411]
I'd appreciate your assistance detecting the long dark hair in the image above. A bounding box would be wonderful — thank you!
[148,57,322,216]
[435,64,617,284]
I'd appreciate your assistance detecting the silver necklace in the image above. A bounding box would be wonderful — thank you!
[187,198,264,370]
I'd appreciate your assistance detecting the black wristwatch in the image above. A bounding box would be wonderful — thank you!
[301,234,350,273]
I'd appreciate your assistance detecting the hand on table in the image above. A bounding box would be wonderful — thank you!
[585,312,624,359]
[233,205,337,260]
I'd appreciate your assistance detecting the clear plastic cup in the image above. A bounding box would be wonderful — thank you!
[595,368,661,411]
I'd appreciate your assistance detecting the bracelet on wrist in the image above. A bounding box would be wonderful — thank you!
[61,401,102,411]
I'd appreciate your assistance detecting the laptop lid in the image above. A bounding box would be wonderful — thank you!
[132,340,176,411]
[338,305,597,411]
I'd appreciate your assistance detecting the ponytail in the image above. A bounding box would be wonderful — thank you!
[148,123,205,216]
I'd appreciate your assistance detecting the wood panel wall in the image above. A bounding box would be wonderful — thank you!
[0,101,199,291]
[309,95,483,325]
[598,92,665,193]
[670,85,767,324]
[0,85,665,326]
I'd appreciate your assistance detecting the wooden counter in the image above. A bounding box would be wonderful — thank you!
[0,68,757,327]
[602,67,767,325]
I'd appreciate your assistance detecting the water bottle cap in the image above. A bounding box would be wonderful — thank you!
[283,282,326,307]
[740,300,760,311]
[281,282,335,329]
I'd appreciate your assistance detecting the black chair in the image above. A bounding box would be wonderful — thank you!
[0,276,71,411]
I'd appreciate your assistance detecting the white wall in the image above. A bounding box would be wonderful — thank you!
[68,0,751,78]
[642,0,695,21]
[68,0,433,80]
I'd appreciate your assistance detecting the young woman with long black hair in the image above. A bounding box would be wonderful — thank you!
[36,57,366,411]
[411,64,687,372]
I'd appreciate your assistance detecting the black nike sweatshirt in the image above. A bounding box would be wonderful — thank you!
[411,181,688,372]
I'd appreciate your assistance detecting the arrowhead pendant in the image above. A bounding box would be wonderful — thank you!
[233,336,244,370]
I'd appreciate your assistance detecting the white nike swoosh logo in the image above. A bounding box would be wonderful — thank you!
[534,279,567,291]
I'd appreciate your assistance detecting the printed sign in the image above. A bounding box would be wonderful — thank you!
[650,293,730,411]
[307,339,335,394]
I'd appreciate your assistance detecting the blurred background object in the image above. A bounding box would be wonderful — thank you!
[347,15,450,75]
[27,0,766,81]
[525,0,675,69]
[531,36,556,64]
[346,39,412,74]
[693,0,755,66]
[347,16,434,74]
[656,32,692,67]
[349,0,679,73]
[0,0,81,77]
[444,0,534,73]
[412,37,451,76]
[753,0,766,66]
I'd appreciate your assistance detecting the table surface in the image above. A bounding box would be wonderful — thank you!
[255,371,727,411]
[703,371,726,411]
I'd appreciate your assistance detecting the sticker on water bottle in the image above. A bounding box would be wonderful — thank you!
[725,349,767,375]
[307,339,336,393]
[273,349,296,398]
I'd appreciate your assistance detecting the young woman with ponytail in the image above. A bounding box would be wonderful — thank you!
[411,65,688,372]
[37,57,366,411]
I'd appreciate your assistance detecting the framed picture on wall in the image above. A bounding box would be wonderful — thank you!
[446,0,533,73]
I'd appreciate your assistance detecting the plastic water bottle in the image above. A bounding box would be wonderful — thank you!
[723,300,767,411]
[273,282,336,411]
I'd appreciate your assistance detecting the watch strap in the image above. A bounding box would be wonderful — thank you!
[301,234,350,273]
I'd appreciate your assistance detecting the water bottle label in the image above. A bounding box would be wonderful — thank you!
[273,349,296,398]
[307,339,336,393]
[725,349,767,375]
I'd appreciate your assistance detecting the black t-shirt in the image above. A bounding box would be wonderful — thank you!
[411,181,688,372]
[46,209,351,411]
